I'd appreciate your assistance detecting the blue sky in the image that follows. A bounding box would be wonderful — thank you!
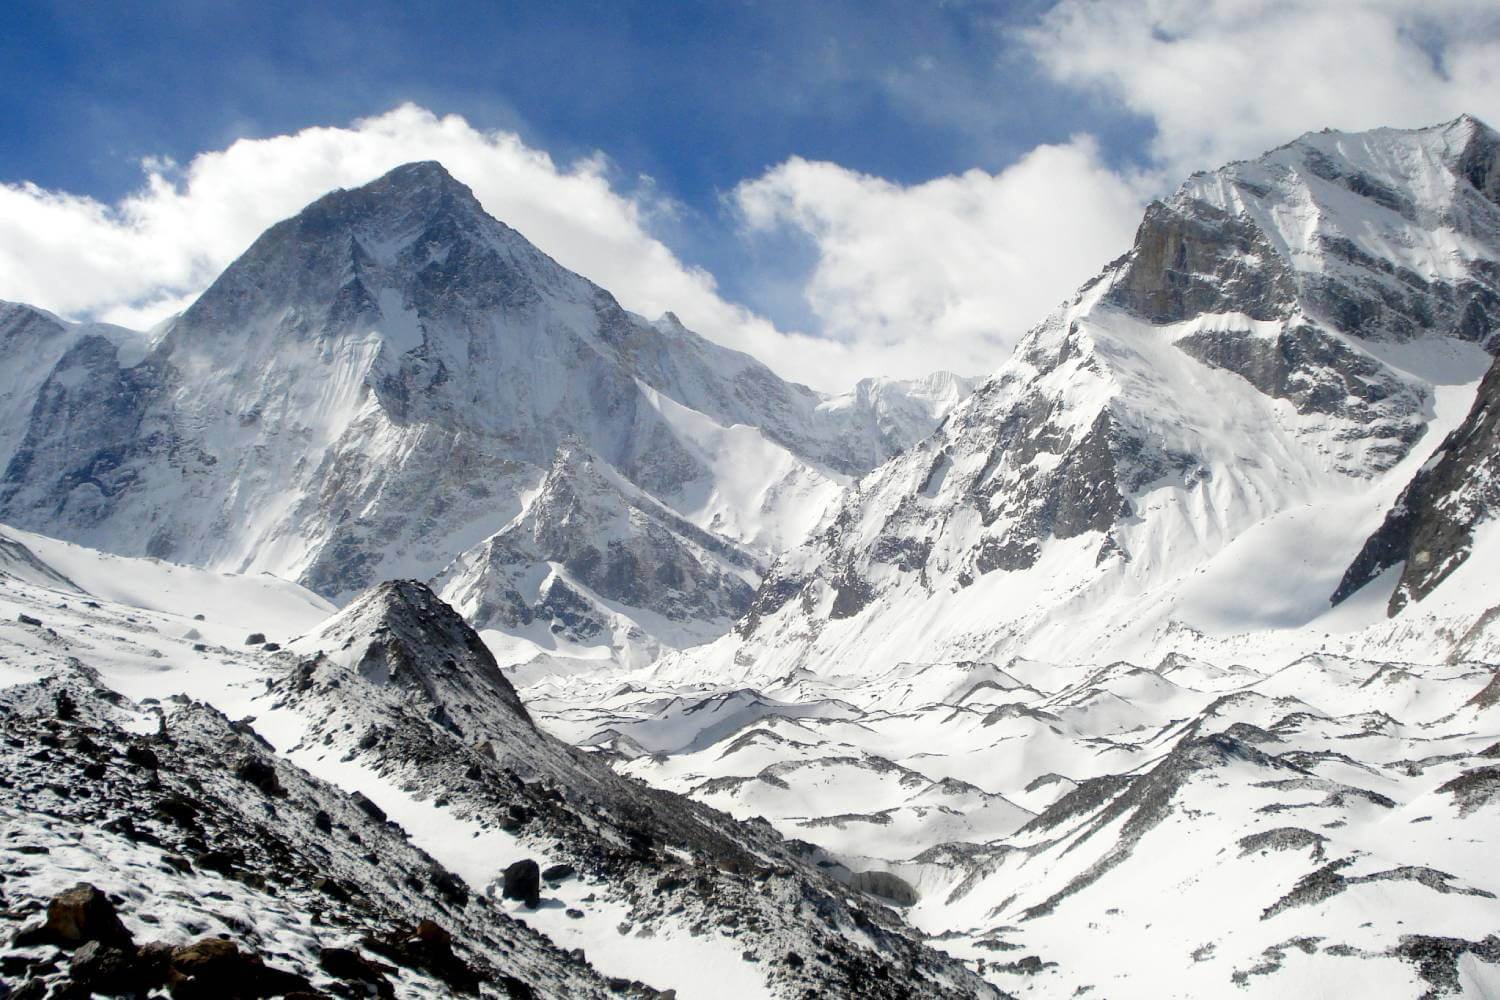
[3,2,1144,199]
[1,1,1495,387]
[1,0,1148,331]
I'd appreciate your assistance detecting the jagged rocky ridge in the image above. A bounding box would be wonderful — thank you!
[0,162,970,665]
[1335,350,1500,614]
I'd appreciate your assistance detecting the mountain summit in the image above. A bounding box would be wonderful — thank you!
[0,161,970,664]
[667,115,1500,683]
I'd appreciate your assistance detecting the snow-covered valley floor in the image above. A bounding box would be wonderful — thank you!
[524,642,1500,997]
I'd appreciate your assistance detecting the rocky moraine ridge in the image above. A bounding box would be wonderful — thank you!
[0,566,996,998]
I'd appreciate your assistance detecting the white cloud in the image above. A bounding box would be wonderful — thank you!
[0,104,859,389]
[733,138,1155,378]
[10,7,1491,396]
[1026,0,1500,179]
[728,0,1500,383]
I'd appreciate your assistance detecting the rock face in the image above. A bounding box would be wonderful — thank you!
[40,882,133,949]
[433,442,762,653]
[681,115,1500,678]
[1334,350,1500,613]
[288,578,536,738]
[0,161,971,664]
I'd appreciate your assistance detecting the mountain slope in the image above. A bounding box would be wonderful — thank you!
[1335,350,1500,614]
[0,162,969,663]
[670,115,1500,684]
[0,538,999,998]
[432,442,763,665]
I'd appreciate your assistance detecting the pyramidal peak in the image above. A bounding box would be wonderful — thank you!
[289,577,535,733]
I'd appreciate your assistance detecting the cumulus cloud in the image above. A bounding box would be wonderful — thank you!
[1026,0,1500,178]
[730,0,1500,380]
[9,5,1494,391]
[733,138,1154,378]
[0,104,859,388]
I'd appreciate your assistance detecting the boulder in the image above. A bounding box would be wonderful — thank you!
[168,936,314,997]
[69,939,141,993]
[234,756,285,797]
[541,863,575,883]
[319,946,394,999]
[361,921,479,995]
[125,742,160,770]
[351,791,387,822]
[42,882,133,949]
[501,859,541,908]
[244,632,267,645]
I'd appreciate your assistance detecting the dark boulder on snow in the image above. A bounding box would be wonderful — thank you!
[502,859,541,908]
[351,791,387,822]
[40,882,133,949]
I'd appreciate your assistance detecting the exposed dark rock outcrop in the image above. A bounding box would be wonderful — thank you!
[1333,352,1500,613]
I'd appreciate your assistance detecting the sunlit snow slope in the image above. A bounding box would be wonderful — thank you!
[668,115,1500,684]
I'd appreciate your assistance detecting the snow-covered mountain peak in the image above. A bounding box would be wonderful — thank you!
[677,116,1500,683]
[0,161,970,666]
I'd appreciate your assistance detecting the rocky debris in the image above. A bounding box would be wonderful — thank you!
[9,885,315,997]
[1436,766,1500,816]
[0,672,639,999]
[502,859,542,909]
[1393,933,1500,998]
